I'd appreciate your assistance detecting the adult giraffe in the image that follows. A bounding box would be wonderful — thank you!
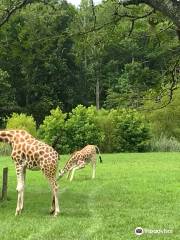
[0,129,60,216]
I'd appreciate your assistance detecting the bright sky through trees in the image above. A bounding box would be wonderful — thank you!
[67,0,101,7]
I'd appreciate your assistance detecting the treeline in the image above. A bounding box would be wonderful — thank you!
[0,1,179,120]
[0,0,179,145]
[3,104,180,154]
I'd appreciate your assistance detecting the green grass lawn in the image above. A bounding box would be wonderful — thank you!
[0,153,180,240]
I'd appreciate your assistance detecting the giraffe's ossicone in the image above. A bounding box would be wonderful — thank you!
[0,129,60,216]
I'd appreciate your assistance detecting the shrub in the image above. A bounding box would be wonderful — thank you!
[0,143,11,156]
[37,105,150,153]
[38,107,68,153]
[110,109,151,152]
[66,105,104,152]
[150,135,180,152]
[95,108,115,153]
[6,113,37,136]
[144,88,180,141]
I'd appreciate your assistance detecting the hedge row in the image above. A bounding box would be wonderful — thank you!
[5,105,151,153]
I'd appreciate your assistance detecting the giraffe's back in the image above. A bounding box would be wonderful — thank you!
[69,145,96,166]
[10,130,59,171]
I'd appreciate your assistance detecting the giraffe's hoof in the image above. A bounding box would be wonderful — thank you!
[53,211,60,217]
[15,209,21,216]
[49,209,55,215]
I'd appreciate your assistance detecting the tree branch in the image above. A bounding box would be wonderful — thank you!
[90,0,97,29]
[142,60,180,111]
[0,0,32,28]
[120,0,180,31]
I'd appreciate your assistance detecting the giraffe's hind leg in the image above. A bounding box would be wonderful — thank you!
[42,166,60,216]
[50,179,60,216]
[92,163,96,179]
[69,164,85,181]
[48,177,59,216]
[50,196,55,214]
[91,154,96,179]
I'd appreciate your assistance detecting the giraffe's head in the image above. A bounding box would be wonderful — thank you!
[58,169,65,178]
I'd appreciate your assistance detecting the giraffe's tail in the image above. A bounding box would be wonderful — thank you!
[95,146,102,163]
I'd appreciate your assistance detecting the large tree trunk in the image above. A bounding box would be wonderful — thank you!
[96,79,100,110]
[121,0,180,30]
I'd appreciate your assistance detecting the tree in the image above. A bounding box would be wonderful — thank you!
[38,107,68,153]
[0,1,79,124]
[0,69,17,126]
[66,105,104,151]
[105,61,161,109]
[144,88,180,140]
[72,0,106,109]
[120,0,180,38]
[6,113,37,136]
[0,0,32,28]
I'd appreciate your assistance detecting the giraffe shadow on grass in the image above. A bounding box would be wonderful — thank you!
[0,190,91,218]
[60,190,91,218]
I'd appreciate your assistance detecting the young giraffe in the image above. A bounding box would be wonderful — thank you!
[0,129,60,216]
[58,145,102,181]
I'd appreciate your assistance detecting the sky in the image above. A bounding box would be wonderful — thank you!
[67,0,101,7]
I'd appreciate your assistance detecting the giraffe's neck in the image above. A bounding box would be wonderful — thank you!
[0,130,14,144]
[62,159,75,175]
[63,163,71,173]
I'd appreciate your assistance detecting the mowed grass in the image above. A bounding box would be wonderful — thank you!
[0,153,180,240]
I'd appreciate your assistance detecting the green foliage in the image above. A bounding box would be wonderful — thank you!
[0,69,16,125]
[0,0,179,127]
[95,109,115,153]
[144,88,180,141]
[96,108,150,152]
[37,105,150,153]
[111,109,151,152]
[0,1,78,124]
[0,0,179,143]
[150,135,180,152]
[66,105,104,151]
[0,142,11,156]
[6,113,37,137]
[105,61,160,109]
[38,107,67,153]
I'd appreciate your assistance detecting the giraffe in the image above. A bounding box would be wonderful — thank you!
[0,129,60,216]
[58,145,102,181]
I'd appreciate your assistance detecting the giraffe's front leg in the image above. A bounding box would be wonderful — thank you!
[67,170,72,179]
[15,164,25,216]
[69,165,84,182]
[19,168,26,212]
